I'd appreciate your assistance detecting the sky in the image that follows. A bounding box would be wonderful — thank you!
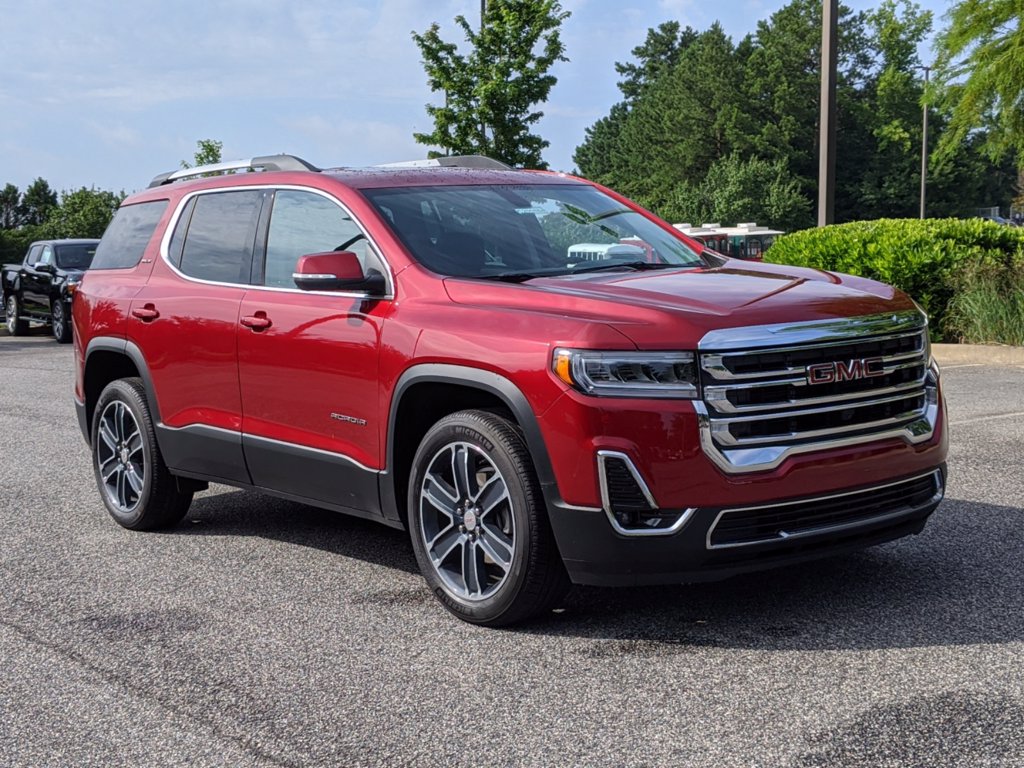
[1,0,949,196]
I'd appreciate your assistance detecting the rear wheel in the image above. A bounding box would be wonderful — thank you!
[408,410,569,626]
[92,378,192,530]
[51,300,72,343]
[5,295,27,336]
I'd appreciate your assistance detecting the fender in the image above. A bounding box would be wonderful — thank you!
[379,363,560,525]
[84,336,163,424]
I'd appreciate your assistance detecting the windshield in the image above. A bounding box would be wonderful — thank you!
[55,243,97,270]
[361,184,709,279]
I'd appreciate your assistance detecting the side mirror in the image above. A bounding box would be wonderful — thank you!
[292,251,386,295]
[36,263,55,274]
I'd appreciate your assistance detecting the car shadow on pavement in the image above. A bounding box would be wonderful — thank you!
[521,496,1024,652]
[169,491,1021,652]
[172,487,419,575]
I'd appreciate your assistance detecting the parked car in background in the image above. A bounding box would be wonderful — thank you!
[2,238,100,342]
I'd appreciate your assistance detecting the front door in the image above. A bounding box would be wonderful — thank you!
[237,188,393,514]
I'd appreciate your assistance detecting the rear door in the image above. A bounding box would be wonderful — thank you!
[129,189,266,484]
[237,188,393,513]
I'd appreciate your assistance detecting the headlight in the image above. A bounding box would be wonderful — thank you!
[552,348,698,399]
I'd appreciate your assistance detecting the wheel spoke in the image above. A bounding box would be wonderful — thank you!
[125,465,144,495]
[126,431,143,458]
[462,540,484,596]
[477,477,509,517]
[116,468,128,508]
[100,457,119,483]
[98,420,118,452]
[477,530,512,571]
[429,526,463,566]
[424,476,458,519]
[116,403,129,442]
[480,519,514,563]
[451,445,475,499]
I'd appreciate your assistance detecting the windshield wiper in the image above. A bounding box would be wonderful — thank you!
[567,260,685,275]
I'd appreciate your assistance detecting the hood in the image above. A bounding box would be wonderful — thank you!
[443,260,917,348]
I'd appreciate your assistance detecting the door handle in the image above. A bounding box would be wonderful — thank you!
[240,312,272,331]
[131,304,160,322]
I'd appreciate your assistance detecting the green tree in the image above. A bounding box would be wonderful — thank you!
[615,21,698,105]
[853,0,933,218]
[574,21,697,179]
[182,139,224,169]
[45,188,124,239]
[0,184,21,229]
[610,24,750,205]
[933,0,1024,165]
[659,153,812,232]
[412,0,570,168]
[21,178,58,226]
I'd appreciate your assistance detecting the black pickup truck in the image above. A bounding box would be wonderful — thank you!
[2,239,100,342]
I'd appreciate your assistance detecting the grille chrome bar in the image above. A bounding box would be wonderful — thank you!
[696,310,937,473]
[704,370,927,414]
[700,331,926,381]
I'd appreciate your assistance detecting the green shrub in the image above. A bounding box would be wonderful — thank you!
[946,266,1024,346]
[765,218,1024,340]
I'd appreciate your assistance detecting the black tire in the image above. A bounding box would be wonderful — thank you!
[91,377,192,530]
[51,299,72,343]
[408,409,569,626]
[5,294,28,336]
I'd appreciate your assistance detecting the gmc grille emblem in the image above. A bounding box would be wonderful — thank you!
[806,357,885,384]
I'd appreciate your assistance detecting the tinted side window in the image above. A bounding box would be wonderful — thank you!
[25,245,43,266]
[92,201,169,270]
[179,191,263,284]
[38,246,54,267]
[55,243,97,270]
[264,190,381,289]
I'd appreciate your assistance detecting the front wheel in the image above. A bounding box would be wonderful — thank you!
[5,295,27,336]
[408,410,569,626]
[51,300,72,343]
[91,378,192,530]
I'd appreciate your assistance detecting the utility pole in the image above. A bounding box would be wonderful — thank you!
[480,0,487,149]
[817,0,838,226]
[919,65,931,219]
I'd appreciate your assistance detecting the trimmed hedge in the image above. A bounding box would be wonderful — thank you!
[765,218,1024,340]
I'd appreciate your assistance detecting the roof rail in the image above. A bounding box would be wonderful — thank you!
[148,154,320,188]
[375,155,512,171]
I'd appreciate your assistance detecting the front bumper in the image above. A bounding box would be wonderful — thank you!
[549,464,946,586]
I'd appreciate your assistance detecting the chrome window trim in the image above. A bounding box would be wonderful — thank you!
[596,450,697,537]
[697,309,927,352]
[158,183,395,300]
[705,469,944,550]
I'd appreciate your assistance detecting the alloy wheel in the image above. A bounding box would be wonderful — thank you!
[418,442,516,601]
[96,400,146,513]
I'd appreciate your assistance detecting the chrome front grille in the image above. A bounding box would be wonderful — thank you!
[696,311,940,473]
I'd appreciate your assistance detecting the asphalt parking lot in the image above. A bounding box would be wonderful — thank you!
[1,331,1023,767]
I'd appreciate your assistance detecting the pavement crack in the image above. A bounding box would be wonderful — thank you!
[0,615,303,768]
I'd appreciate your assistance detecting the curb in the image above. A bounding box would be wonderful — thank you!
[932,343,1024,366]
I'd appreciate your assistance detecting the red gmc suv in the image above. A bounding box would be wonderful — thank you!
[73,155,947,626]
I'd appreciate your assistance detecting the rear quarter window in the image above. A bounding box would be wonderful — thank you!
[91,201,169,270]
